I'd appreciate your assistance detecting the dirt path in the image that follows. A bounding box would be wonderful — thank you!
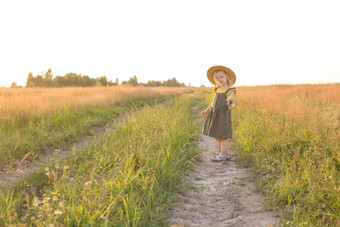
[0,110,133,186]
[0,127,105,186]
[165,110,280,226]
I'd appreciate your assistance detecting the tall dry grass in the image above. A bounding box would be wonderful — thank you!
[237,83,340,112]
[229,83,340,225]
[0,86,188,124]
[236,84,340,132]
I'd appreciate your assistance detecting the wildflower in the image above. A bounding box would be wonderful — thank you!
[41,202,50,209]
[54,210,62,215]
[33,198,41,206]
[58,202,64,207]
[46,172,50,176]
[63,165,70,170]
[42,197,51,203]
[53,196,59,201]
[55,164,60,169]
[226,94,235,105]
[45,167,50,172]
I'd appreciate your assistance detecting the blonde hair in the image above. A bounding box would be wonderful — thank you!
[213,70,234,88]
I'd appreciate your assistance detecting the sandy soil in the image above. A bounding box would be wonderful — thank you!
[165,109,281,227]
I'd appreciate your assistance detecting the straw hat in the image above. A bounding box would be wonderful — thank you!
[207,65,236,85]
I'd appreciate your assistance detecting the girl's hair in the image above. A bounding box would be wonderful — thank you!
[213,70,234,88]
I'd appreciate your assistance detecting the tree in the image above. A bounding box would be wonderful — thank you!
[146,80,162,87]
[35,75,43,87]
[64,73,79,86]
[45,69,53,80]
[11,82,18,88]
[127,75,138,86]
[42,69,54,87]
[54,76,66,87]
[98,76,108,86]
[164,77,181,87]
[107,80,118,86]
[26,72,35,87]
[82,75,96,87]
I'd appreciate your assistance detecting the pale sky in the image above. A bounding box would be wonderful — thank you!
[0,0,339,87]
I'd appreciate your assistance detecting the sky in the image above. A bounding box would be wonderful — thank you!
[0,0,339,87]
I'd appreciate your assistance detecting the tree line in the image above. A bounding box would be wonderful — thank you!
[120,76,185,87]
[16,69,186,88]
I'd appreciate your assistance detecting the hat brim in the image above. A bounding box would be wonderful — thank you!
[207,66,236,85]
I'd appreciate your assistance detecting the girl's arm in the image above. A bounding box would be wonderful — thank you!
[227,91,236,110]
[201,88,217,117]
[201,103,213,117]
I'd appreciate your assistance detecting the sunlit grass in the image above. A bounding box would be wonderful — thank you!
[0,86,189,167]
[226,83,339,226]
[0,86,188,124]
[0,94,201,226]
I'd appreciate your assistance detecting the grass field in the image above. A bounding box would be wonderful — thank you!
[0,84,339,226]
[0,86,189,168]
[229,84,339,226]
[0,86,188,122]
[0,92,201,226]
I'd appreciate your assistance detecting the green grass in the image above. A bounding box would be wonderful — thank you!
[0,94,201,226]
[0,95,170,167]
[231,99,339,226]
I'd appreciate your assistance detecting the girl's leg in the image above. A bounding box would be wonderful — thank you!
[220,139,228,155]
[211,138,231,161]
[215,138,221,150]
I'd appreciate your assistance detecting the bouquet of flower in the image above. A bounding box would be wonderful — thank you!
[226,94,235,105]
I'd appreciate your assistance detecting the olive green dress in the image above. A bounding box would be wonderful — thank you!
[202,87,236,139]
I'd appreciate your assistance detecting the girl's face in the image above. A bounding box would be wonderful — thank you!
[214,71,228,87]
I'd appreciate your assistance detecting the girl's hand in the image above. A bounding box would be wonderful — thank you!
[201,104,212,117]
[228,103,235,110]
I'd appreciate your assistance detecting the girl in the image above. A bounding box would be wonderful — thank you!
[201,65,236,162]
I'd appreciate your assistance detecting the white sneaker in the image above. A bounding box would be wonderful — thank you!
[211,154,231,162]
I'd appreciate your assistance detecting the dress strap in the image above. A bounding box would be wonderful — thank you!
[225,87,236,99]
